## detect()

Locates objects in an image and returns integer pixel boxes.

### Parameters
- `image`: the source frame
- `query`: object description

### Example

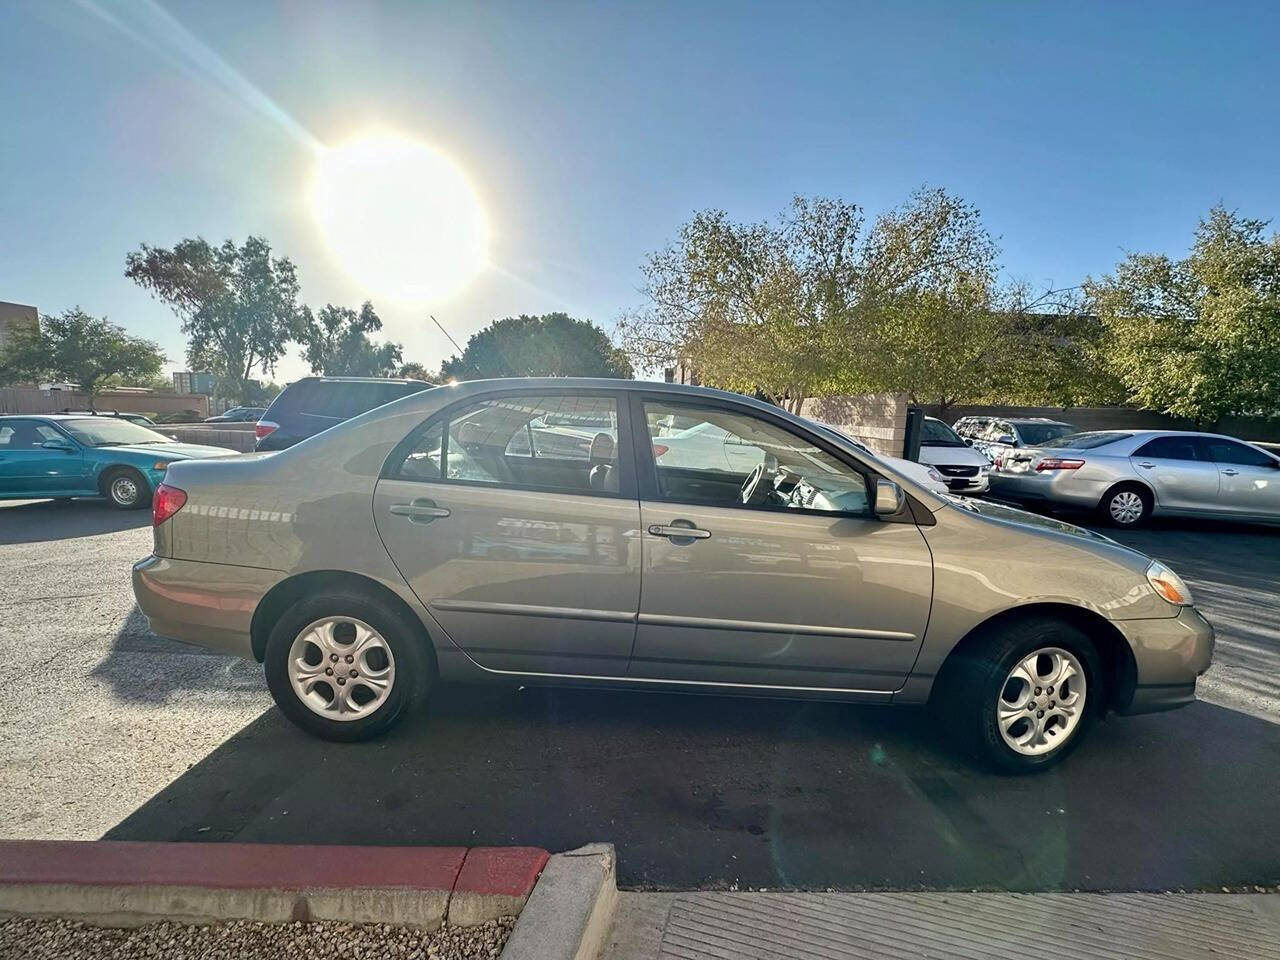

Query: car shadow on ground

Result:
[90,605,266,704]
[105,682,1280,893]
[0,498,149,544]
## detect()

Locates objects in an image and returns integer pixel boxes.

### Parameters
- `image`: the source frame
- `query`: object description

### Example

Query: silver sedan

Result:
[989,429,1280,527]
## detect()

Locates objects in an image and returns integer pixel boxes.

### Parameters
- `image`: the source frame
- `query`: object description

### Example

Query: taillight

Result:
[1035,458,1085,472]
[652,443,669,458]
[255,420,279,440]
[152,482,187,526]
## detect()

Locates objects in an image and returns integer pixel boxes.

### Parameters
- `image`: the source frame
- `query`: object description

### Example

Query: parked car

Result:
[0,414,236,508]
[205,406,266,424]
[989,429,1280,527]
[60,409,157,427]
[255,377,432,451]
[917,417,991,495]
[955,416,1076,463]
[133,379,1213,772]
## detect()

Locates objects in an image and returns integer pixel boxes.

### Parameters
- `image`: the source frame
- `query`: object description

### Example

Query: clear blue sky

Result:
[2,0,1277,382]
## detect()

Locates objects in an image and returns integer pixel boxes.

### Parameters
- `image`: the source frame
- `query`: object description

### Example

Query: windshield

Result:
[1016,423,1075,445]
[60,418,172,447]
[921,418,966,446]
[1040,431,1131,450]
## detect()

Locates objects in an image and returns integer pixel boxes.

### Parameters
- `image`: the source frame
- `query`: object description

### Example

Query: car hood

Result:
[919,443,989,467]
[104,443,240,460]
[945,495,1119,545]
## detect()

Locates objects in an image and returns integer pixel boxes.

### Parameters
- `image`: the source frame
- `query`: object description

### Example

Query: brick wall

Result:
[0,388,209,418]
[799,393,908,457]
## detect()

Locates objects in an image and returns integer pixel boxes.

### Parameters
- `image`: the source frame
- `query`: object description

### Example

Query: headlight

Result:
[978,464,990,474]
[153,460,171,471]
[1146,560,1192,605]
[927,467,945,483]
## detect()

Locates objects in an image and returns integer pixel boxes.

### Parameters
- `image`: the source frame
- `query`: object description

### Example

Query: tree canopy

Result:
[125,236,307,399]
[302,301,403,377]
[0,308,164,408]
[1086,206,1280,425]
[441,313,633,380]
[619,188,1093,411]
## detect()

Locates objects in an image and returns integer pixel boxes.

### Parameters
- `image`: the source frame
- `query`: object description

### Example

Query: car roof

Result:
[1006,417,1072,426]
[291,376,429,385]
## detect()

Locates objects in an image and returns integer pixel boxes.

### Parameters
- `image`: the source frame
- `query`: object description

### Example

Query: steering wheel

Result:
[740,455,778,507]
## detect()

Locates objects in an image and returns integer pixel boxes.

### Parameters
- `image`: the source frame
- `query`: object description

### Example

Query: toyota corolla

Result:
[132,379,1213,772]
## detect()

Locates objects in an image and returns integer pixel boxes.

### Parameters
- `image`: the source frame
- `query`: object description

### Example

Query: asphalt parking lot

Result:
[3,497,1278,892]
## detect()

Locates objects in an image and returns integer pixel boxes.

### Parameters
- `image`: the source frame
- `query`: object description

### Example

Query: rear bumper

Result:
[1113,606,1215,715]
[132,554,282,660]
[987,470,1107,509]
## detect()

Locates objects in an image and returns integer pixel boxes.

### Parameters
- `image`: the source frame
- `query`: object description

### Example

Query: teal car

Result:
[0,414,237,509]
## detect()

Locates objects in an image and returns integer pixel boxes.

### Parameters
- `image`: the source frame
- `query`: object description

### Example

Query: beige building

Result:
[0,301,38,353]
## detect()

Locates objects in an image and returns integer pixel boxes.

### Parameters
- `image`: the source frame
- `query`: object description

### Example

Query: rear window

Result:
[1015,422,1075,445]
[271,380,427,420]
[1041,431,1131,450]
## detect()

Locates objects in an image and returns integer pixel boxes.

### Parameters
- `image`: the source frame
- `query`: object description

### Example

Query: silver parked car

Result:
[132,380,1213,771]
[990,429,1280,527]
[955,416,1076,463]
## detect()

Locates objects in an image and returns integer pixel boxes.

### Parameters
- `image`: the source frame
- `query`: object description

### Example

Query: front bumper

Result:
[939,473,990,495]
[1113,606,1215,715]
[132,554,282,660]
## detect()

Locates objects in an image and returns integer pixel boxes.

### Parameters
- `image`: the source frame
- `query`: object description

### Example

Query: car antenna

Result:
[429,314,465,355]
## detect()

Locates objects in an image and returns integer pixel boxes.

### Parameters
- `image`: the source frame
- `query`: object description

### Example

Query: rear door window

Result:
[1134,436,1202,461]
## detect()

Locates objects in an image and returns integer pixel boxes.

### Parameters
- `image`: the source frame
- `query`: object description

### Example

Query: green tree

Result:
[441,313,632,380]
[1086,206,1280,425]
[0,308,164,409]
[302,301,403,376]
[396,361,437,382]
[125,236,307,400]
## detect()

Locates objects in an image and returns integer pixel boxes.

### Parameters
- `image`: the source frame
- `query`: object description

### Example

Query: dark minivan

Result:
[255,377,432,451]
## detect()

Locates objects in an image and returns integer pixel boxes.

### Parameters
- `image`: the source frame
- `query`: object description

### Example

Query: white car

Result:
[808,424,950,495]
[918,417,991,495]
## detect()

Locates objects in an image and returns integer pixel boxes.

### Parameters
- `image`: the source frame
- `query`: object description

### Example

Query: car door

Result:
[0,420,88,495]
[1198,437,1280,519]
[373,389,642,677]
[629,395,933,694]
[1129,435,1220,513]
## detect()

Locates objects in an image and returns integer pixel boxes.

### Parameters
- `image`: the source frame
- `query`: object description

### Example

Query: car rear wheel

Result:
[937,617,1101,773]
[102,467,149,510]
[263,591,431,742]
[1100,484,1151,527]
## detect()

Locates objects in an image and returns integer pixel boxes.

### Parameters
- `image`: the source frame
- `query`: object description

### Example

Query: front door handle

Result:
[389,499,451,524]
[1222,469,1239,476]
[648,522,711,542]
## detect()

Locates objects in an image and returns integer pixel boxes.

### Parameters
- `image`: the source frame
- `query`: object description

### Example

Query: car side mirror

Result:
[998,434,1015,445]
[873,478,904,517]
[41,437,76,452]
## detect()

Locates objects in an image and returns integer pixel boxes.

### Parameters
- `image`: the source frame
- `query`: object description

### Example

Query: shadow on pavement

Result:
[90,605,265,703]
[105,683,1280,892]
[0,498,149,544]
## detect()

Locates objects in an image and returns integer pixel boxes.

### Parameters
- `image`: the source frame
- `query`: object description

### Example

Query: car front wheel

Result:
[938,617,1101,772]
[264,591,432,742]
[103,467,149,510]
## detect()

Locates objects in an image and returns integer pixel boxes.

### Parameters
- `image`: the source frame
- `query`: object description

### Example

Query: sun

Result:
[311,132,488,302]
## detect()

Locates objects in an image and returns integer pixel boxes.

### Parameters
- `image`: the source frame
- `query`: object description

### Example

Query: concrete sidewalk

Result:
[601,890,1280,960]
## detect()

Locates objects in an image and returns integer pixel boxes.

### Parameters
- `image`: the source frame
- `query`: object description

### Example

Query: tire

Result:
[102,467,149,510]
[1099,483,1151,528]
[263,590,433,742]
[935,617,1102,773]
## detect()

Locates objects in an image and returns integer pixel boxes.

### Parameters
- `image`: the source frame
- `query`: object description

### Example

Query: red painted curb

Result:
[0,841,544,897]
[455,847,549,898]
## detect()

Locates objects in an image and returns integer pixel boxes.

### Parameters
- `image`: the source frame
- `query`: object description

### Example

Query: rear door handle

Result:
[1138,462,1155,469]
[389,499,451,523]
[648,522,711,542]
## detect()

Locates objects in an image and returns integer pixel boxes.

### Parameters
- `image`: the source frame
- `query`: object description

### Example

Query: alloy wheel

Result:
[996,646,1086,756]
[288,616,396,721]
[1108,490,1145,525]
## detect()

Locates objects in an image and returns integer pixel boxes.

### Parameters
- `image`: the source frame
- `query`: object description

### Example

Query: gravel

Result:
[0,916,516,960]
